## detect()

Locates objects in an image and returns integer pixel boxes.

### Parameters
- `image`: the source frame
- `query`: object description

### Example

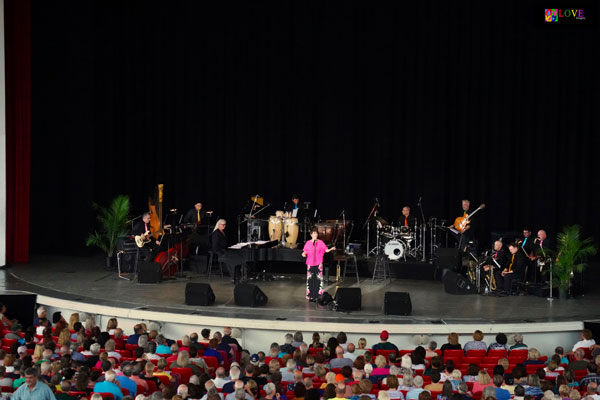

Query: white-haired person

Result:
[33,306,46,326]
[510,333,527,350]
[406,376,426,400]
[211,219,245,283]
[93,370,123,400]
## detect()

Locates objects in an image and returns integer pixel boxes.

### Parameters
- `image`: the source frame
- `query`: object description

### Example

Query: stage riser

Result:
[38,301,583,357]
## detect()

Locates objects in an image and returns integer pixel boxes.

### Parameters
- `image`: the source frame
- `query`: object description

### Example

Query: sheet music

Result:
[228,240,270,249]
[229,242,249,249]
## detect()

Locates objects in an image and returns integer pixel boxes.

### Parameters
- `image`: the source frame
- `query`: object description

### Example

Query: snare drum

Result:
[283,217,299,248]
[268,215,283,241]
[384,240,406,260]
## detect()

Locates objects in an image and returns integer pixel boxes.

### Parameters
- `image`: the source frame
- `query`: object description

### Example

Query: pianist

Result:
[211,219,244,283]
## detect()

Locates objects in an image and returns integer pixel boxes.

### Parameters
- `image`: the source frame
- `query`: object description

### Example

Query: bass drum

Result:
[283,217,299,248]
[268,215,282,241]
[384,240,406,261]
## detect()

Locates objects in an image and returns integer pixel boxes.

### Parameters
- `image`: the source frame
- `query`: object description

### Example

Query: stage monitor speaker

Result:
[138,261,162,283]
[443,270,476,295]
[234,284,268,307]
[436,248,461,271]
[335,287,361,311]
[185,283,215,306]
[384,291,412,315]
[0,294,37,328]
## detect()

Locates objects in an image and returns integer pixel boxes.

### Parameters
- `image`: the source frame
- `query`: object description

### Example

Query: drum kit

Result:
[376,219,417,261]
[368,215,452,262]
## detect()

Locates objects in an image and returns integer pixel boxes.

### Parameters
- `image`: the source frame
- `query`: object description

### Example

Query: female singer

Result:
[302,229,335,301]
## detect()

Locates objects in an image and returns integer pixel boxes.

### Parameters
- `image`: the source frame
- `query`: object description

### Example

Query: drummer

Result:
[399,206,416,229]
[285,194,302,218]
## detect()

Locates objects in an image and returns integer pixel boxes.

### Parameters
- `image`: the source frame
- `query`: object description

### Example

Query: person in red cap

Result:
[372,330,398,352]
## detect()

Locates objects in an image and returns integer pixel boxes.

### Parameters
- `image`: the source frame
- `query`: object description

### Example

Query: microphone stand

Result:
[127,214,144,232]
[340,210,346,252]
[363,199,379,257]
[246,194,259,242]
[417,197,427,262]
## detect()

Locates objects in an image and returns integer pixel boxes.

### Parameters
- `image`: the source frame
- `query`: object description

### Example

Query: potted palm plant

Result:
[86,195,131,268]
[552,225,597,300]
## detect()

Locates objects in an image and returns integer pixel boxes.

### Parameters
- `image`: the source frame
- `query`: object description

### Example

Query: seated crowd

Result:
[1,304,600,400]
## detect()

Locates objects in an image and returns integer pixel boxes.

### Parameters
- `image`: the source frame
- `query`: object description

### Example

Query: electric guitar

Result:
[453,203,486,233]
[135,231,151,248]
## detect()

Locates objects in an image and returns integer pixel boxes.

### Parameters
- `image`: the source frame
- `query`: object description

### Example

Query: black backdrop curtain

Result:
[30,1,600,254]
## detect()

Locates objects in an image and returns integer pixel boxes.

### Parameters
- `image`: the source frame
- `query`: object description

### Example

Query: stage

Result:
[2,255,599,325]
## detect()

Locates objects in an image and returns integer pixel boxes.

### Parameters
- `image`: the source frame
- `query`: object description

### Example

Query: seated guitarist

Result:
[131,212,160,261]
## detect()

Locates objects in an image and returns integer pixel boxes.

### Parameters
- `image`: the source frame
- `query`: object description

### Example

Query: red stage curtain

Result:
[4,0,32,263]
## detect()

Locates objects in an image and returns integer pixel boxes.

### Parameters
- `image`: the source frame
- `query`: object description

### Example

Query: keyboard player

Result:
[211,219,245,283]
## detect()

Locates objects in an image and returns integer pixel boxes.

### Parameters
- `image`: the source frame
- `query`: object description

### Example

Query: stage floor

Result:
[2,255,600,325]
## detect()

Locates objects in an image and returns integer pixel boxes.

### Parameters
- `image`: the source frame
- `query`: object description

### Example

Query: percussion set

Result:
[369,216,451,261]
[268,210,300,248]
[372,218,418,261]
[241,194,354,249]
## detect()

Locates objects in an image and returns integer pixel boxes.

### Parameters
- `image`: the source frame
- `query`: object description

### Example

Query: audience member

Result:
[441,333,462,356]
[464,330,487,353]
[510,334,528,350]
[373,331,398,352]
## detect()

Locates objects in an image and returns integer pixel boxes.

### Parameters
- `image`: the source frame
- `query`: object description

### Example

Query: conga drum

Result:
[284,217,299,248]
[275,210,284,217]
[268,215,282,241]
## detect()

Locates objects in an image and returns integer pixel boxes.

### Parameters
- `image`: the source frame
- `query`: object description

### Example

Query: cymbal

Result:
[250,195,264,206]
[374,216,388,226]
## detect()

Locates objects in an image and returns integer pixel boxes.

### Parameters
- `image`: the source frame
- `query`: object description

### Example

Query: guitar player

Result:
[449,199,478,251]
[131,212,160,261]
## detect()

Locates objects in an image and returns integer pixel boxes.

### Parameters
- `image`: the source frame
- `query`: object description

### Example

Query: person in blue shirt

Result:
[155,335,171,354]
[115,363,137,396]
[126,324,144,345]
[93,370,123,400]
[492,375,511,400]
[12,367,57,400]
[204,338,223,364]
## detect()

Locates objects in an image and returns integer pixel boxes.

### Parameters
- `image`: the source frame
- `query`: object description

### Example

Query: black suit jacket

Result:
[285,203,303,219]
[211,230,227,255]
[132,220,151,236]
[506,251,527,276]
[399,215,417,229]
[183,208,206,224]
[537,238,553,253]
[491,248,508,269]
[521,237,536,256]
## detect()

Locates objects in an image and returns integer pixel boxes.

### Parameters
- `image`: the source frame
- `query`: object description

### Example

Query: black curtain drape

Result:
[30,1,600,254]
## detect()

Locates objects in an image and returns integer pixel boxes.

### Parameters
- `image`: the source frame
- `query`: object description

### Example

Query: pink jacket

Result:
[303,239,328,266]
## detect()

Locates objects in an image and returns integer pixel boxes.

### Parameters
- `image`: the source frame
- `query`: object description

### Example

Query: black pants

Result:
[495,271,520,292]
